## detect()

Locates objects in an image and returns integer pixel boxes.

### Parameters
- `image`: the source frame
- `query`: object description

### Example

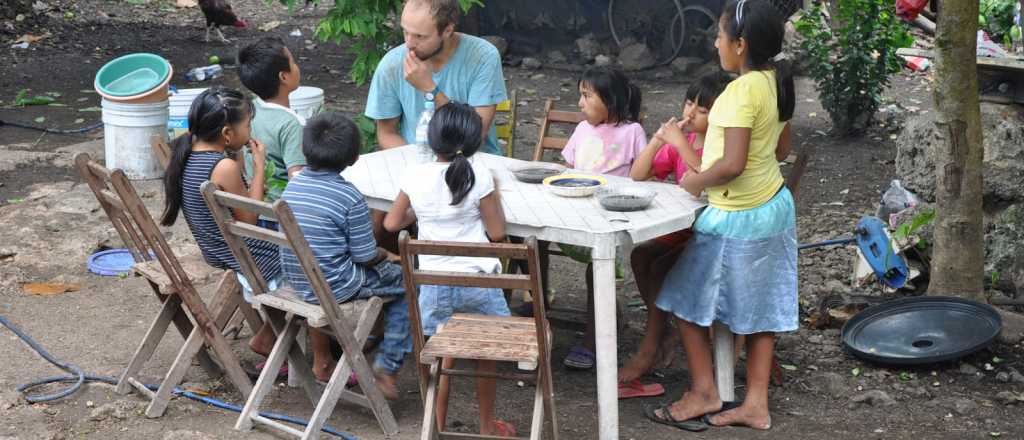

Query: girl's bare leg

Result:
[708,332,773,430]
[655,318,722,421]
[476,360,500,435]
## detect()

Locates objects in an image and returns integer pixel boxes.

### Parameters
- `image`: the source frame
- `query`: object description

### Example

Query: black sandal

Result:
[700,400,744,426]
[643,403,709,432]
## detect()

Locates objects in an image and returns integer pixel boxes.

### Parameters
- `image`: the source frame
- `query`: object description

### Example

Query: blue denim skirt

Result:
[654,187,798,334]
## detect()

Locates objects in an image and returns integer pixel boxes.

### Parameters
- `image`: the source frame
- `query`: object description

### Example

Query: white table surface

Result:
[343,146,705,439]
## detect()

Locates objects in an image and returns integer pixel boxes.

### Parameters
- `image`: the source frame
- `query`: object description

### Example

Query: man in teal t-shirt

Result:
[365,0,507,155]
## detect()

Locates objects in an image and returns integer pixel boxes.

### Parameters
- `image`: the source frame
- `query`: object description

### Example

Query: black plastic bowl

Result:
[841,296,1002,365]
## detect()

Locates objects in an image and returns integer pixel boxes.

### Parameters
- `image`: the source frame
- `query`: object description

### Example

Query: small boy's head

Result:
[303,112,361,172]
[685,70,731,110]
[238,37,301,100]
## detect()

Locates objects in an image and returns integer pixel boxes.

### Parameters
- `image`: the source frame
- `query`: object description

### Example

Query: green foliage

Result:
[893,209,935,242]
[277,0,483,85]
[795,0,913,136]
[354,114,379,154]
[14,89,55,106]
[980,0,1017,45]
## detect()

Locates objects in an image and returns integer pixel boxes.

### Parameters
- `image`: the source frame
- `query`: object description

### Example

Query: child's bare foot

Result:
[373,370,400,401]
[707,402,772,430]
[655,391,722,423]
[618,348,659,382]
[312,360,336,383]
[482,420,516,437]
[247,324,275,356]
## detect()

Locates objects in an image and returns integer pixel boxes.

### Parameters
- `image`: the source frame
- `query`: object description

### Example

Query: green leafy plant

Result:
[354,114,379,154]
[795,0,913,135]
[893,209,935,242]
[980,0,1017,45]
[277,0,483,85]
[14,89,55,106]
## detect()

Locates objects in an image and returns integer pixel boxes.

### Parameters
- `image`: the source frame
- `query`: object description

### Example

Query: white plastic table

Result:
[343,146,705,439]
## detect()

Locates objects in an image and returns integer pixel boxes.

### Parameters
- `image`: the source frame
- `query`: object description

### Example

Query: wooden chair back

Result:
[397,232,551,377]
[74,153,156,264]
[495,89,518,157]
[152,136,172,171]
[532,99,586,162]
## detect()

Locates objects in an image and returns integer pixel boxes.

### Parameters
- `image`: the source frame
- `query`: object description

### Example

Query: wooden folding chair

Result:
[531,99,586,162]
[495,90,518,157]
[399,232,558,440]
[74,153,259,418]
[151,136,172,171]
[201,182,399,439]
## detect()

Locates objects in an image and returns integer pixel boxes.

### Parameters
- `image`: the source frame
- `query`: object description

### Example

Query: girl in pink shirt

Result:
[619,71,731,385]
[561,67,646,177]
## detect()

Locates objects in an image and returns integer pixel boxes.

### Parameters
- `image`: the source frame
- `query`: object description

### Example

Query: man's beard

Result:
[415,38,445,61]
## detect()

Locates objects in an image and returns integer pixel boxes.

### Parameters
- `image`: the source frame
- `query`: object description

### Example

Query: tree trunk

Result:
[930,0,985,300]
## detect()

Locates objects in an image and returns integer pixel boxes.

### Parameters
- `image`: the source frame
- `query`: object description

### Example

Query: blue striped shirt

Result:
[279,169,378,303]
[181,151,281,280]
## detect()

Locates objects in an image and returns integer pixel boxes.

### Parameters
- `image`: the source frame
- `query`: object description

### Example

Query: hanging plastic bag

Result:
[877,180,921,225]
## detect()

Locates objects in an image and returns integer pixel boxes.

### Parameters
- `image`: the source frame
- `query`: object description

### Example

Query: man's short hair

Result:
[404,0,461,34]
[302,112,361,172]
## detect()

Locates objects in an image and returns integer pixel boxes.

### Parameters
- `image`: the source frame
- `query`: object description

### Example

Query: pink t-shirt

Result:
[652,133,702,184]
[561,121,646,177]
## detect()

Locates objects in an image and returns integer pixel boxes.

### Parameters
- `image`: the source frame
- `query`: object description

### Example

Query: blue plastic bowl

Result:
[94,53,172,98]
[87,248,136,276]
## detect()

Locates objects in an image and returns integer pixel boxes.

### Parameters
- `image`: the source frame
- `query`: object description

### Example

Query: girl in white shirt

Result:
[384,102,515,437]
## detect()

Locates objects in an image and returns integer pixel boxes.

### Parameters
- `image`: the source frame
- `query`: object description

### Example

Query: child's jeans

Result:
[418,285,511,336]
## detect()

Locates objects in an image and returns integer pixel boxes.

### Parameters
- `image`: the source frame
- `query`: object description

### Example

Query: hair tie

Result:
[455,150,463,156]
[736,0,748,26]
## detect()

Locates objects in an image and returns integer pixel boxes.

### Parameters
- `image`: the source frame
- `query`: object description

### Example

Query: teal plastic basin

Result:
[94,53,172,98]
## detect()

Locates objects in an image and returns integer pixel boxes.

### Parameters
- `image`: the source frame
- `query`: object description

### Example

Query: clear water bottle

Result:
[184,65,223,82]
[414,96,435,162]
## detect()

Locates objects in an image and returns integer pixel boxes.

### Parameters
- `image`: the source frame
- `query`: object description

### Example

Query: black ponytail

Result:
[160,86,254,226]
[427,102,483,206]
[721,0,794,121]
[579,66,642,125]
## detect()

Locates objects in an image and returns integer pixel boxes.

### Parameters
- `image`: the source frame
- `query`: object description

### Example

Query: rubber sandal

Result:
[700,400,745,426]
[618,379,665,399]
[245,361,288,380]
[492,420,517,437]
[346,372,358,387]
[643,403,709,432]
[563,346,595,370]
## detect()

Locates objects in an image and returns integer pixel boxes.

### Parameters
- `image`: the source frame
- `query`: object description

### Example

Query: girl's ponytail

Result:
[160,132,193,226]
[444,151,476,206]
[427,101,484,206]
[626,82,643,123]
[773,57,795,122]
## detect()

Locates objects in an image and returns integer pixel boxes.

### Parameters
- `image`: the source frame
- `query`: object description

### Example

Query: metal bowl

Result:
[512,163,565,183]
[597,186,657,211]
[542,174,607,197]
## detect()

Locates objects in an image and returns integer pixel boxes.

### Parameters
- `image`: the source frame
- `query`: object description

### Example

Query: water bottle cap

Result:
[425,92,435,102]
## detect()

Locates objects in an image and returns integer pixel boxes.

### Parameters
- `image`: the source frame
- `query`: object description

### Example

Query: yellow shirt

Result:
[702,70,786,211]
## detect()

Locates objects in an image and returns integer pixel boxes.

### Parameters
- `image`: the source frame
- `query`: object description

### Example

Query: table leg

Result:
[712,321,736,402]
[591,239,618,440]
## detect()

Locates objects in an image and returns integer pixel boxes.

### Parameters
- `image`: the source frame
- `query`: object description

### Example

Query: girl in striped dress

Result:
[159,86,280,359]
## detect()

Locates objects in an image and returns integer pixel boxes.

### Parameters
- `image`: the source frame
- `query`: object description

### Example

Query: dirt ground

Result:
[1,1,1022,439]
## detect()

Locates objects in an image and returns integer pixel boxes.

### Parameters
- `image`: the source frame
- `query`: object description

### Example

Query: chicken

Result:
[199,0,247,44]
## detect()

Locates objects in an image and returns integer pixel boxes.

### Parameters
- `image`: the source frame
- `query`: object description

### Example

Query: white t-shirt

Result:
[400,159,501,274]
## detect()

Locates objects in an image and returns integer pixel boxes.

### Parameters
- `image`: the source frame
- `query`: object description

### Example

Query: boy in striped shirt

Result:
[279,112,410,400]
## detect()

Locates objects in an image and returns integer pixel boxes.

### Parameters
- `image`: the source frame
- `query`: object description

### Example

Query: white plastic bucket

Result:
[168,88,206,140]
[101,99,168,180]
[289,86,324,120]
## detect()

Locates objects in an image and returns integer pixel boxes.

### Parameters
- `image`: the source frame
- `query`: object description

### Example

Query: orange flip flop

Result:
[618,379,665,399]
[492,420,517,437]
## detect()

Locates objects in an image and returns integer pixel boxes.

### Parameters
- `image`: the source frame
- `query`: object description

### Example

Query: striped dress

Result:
[181,151,281,280]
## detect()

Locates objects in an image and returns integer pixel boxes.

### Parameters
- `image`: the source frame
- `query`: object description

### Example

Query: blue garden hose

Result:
[0,314,357,440]
[0,119,104,134]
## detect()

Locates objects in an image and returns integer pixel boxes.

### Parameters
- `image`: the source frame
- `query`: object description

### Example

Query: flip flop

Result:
[492,420,517,437]
[563,345,595,370]
[643,403,709,432]
[700,400,745,426]
[245,361,288,380]
[618,379,665,399]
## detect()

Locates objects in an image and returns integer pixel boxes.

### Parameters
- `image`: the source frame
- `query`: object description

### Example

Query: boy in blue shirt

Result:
[279,112,410,400]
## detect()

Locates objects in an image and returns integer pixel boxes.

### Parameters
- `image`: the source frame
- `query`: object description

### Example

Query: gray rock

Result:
[594,54,614,67]
[89,402,128,421]
[952,398,978,415]
[1010,371,1024,384]
[996,372,1010,383]
[576,36,603,61]
[691,62,723,82]
[996,391,1021,405]
[481,35,508,57]
[670,56,703,75]
[617,43,655,71]
[522,57,542,70]
[851,390,896,406]
[808,334,824,345]
[997,309,1024,345]
[0,392,19,411]
[776,333,800,351]
[547,50,567,64]
[959,363,980,376]
[817,372,847,398]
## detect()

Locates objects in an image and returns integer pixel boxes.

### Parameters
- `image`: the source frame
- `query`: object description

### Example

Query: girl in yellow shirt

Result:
[645,0,796,432]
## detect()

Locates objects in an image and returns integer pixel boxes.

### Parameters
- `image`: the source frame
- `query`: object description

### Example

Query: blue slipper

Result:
[563,345,595,370]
